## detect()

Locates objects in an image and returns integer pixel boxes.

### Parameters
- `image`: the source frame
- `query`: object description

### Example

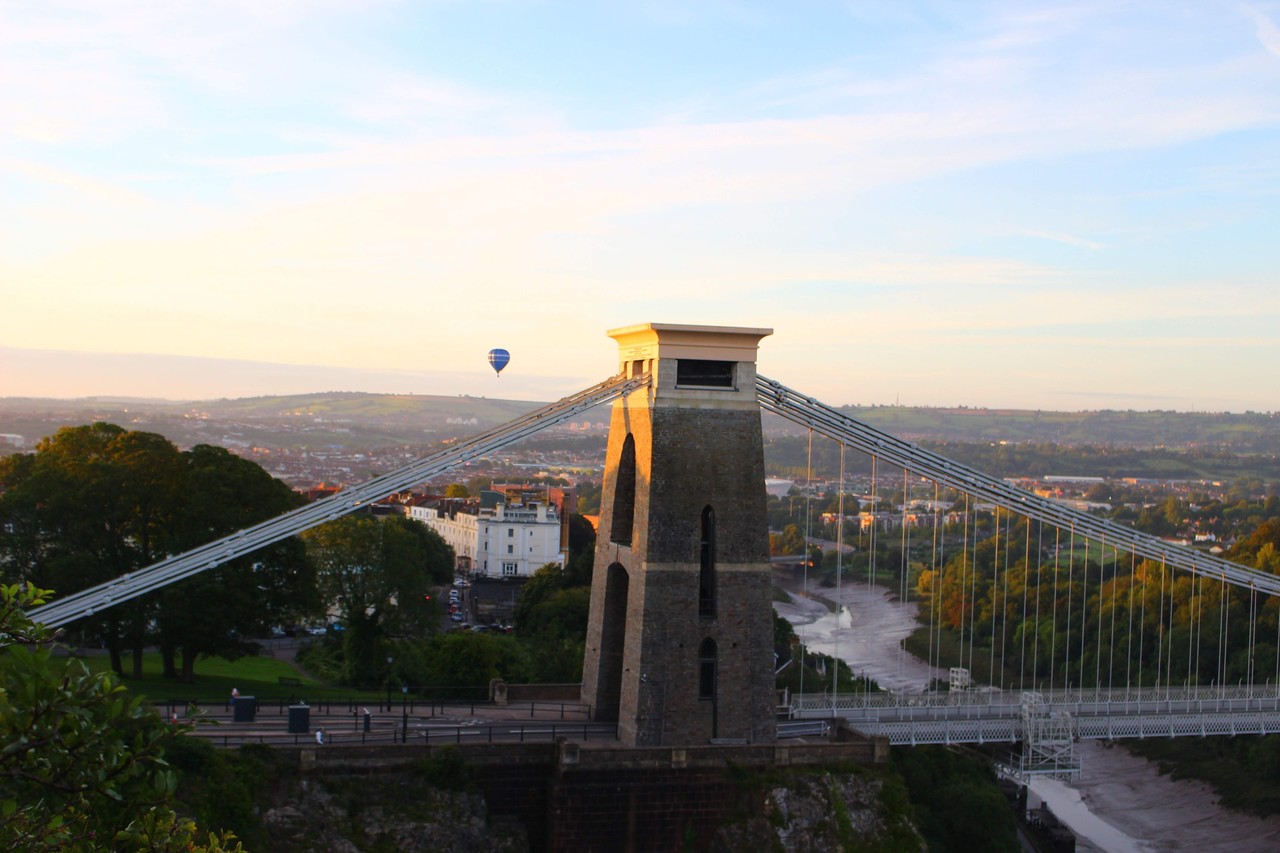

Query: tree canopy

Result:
[0,425,320,681]
[302,513,453,687]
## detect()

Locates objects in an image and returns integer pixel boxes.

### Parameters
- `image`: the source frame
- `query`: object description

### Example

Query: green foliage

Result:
[0,583,240,852]
[892,747,1018,853]
[0,425,320,682]
[412,746,475,792]
[155,444,319,681]
[512,548,596,683]
[166,740,286,849]
[413,631,531,696]
[303,514,454,687]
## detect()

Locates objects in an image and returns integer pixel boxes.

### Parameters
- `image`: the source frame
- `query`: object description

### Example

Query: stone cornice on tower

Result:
[608,322,772,364]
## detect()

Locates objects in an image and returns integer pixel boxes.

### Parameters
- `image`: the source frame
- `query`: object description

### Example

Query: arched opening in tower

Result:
[610,434,637,545]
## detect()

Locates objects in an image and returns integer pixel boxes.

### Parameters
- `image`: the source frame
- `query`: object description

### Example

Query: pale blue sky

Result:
[3,1,1279,410]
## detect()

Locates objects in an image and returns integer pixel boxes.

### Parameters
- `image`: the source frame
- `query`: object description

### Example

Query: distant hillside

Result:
[0,392,597,455]
[4,393,1280,456]
[769,406,1280,452]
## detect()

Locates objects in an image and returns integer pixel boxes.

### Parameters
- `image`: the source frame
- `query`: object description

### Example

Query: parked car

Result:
[449,612,464,622]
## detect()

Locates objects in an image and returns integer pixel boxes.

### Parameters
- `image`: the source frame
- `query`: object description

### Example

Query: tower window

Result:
[676,359,734,388]
[698,638,717,700]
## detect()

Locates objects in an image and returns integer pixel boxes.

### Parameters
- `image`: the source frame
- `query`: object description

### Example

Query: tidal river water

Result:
[772,575,1280,852]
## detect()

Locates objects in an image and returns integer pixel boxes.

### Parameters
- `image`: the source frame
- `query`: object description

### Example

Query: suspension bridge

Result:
[27,363,1280,778]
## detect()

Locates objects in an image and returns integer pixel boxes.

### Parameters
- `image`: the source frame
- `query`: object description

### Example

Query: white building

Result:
[409,497,565,578]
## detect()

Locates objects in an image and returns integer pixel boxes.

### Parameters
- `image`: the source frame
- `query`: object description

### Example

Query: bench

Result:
[278,676,302,686]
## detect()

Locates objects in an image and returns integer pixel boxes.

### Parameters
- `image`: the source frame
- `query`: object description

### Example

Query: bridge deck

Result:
[791,686,1280,745]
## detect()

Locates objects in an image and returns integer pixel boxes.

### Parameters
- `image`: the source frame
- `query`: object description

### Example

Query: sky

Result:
[3,1,1280,412]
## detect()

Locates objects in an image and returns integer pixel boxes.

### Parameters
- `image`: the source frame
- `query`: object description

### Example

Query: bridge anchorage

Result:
[26,321,1280,776]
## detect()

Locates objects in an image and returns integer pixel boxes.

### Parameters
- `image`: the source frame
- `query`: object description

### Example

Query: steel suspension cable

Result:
[1218,573,1228,696]
[1138,555,1147,691]
[1020,522,1031,692]
[899,467,910,681]
[960,493,971,675]
[868,456,878,591]
[1033,522,1044,690]
[800,427,814,700]
[990,506,1000,691]
[32,371,648,627]
[755,377,1280,597]
[1249,586,1258,689]
[833,441,845,705]
[1094,535,1106,690]
[1080,534,1091,691]
[1163,558,1175,695]
[900,467,910,608]
[1126,551,1136,693]
[1050,526,1061,692]
[1064,524,1076,691]
[931,480,942,679]
[1187,571,1199,686]
[1000,508,1012,693]
[1108,544,1119,693]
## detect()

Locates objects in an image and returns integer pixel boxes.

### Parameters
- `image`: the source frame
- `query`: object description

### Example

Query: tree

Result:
[415,630,531,696]
[0,583,242,852]
[0,424,183,678]
[0,427,322,682]
[303,514,453,687]
[444,483,469,498]
[154,445,319,682]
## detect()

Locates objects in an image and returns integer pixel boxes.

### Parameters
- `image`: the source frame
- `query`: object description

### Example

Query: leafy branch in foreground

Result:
[0,583,242,852]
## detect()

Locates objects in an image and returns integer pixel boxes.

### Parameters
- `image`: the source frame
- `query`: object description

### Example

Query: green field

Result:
[66,649,381,706]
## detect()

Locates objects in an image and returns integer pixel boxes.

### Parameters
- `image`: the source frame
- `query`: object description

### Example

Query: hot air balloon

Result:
[487,348,510,377]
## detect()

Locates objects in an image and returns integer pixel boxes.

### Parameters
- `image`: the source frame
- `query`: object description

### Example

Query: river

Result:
[772,572,1280,852]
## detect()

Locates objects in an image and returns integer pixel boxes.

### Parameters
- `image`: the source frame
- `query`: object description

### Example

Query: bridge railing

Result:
[789,684,1280,719]
[190,721,620,749]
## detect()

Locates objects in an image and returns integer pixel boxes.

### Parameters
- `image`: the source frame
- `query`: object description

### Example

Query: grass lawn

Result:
[68,649,381,706]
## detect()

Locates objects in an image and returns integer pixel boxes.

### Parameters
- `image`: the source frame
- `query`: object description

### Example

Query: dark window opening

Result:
[610,434,637,545]
[676,359,734,388]
[698,505,716,618]
[698,638,718,700]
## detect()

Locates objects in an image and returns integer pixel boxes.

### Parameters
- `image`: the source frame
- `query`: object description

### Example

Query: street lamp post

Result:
[386,656,393,713]
[401,683,409,743]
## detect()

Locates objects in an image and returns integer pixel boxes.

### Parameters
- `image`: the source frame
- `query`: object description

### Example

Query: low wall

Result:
[292,736,888,852]
[501,683,583,702]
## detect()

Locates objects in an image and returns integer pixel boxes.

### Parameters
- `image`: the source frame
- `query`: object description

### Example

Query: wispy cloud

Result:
[1023,231,1104,250]
[1244,4,1280,58]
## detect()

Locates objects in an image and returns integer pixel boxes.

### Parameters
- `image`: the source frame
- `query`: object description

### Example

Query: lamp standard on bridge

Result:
[386,656,393,713]
[401,683,409,743]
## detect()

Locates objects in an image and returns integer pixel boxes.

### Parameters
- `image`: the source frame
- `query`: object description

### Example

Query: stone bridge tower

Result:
[581,323,777,747]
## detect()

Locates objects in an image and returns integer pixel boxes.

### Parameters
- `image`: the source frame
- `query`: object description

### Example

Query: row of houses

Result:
[397,484,572,579]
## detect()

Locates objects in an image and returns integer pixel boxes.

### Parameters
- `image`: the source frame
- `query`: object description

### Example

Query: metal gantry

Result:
[29,372,649,628]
